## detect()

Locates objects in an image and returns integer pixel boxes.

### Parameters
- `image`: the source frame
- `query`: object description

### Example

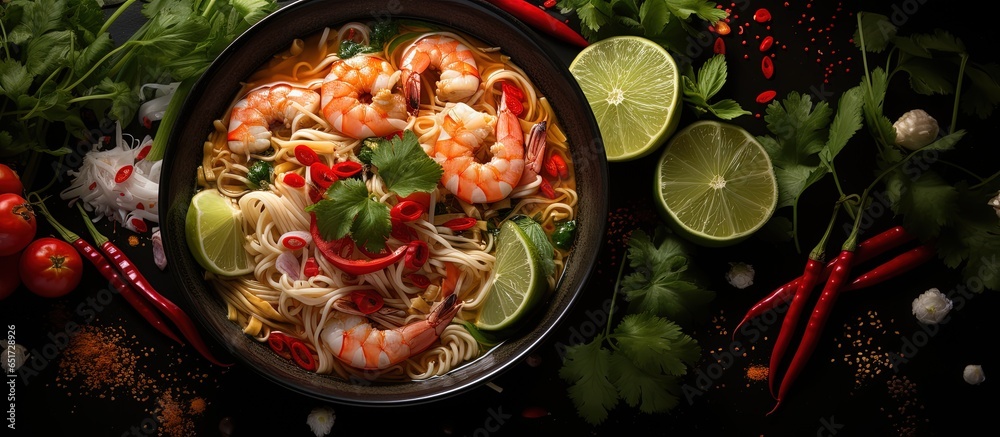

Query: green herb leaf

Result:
[0,59,33,99]
[708,99,751,120]
[613,312,700,375]
[608,352,680,413]
[854,12,896,53]
[960,63,1000,119]
[620,228,714,325]
[682,54,749,120]
[559,337,619,425]
[370,130,443,198]
[350,196,392,252]
[307,178,370,242]
[897,57,956,96]
[758,91,831,209]
[885,169,958,239]
[820,86,865,167]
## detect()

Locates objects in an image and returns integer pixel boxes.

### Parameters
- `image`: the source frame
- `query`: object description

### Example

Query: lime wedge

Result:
[654,121,778,247]
[476,220,545,333]
[569,36,681,162]
[186,188,253,276]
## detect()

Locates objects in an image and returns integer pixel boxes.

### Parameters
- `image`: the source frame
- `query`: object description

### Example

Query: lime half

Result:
[654,121,778,247]
[186,188,253,276]
[476,220,546,333]
[569,36,681,162]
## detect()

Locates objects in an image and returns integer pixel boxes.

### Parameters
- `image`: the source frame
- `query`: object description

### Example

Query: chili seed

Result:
[756,90,777,104]
[761,56,775,79]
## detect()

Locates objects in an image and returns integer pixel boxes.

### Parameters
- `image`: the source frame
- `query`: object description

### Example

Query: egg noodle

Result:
[194,21,577,381]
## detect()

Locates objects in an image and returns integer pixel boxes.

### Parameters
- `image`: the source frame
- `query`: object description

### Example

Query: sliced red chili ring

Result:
[441,217,477,232]
[390,200,424,222]
[289,340,318,372]
[759,36,774,52]
[713,37,726,55]
[761,56,775,79]
[131,218,148,233]
[351,290,384,315]
[283,172,305,188]
[406,273,431,289]
[308,185,324,203]
[135,145,152,161]
[294,145,319,166]
[754,8,772,23]
[303,257,320,277]
[539,178,556,199]
[115,165,134,183]
[391,219,417,242]
[331,161,363,178]
[310,163,338,189]
[268,332,293,360]
[404,240,429,270]
[756,90,777,104]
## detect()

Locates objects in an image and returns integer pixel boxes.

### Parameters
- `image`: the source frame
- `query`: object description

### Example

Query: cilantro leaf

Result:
[613,312,700,375]
[620,229,714,325]
[820,86,865,167]
[559,337,619,425]
[0,59,33,99]
[707,99,750,120]
[896,57,956,96]
[307,178,370,242]
[350,196,392,253]
[370,130,443,198]
[758,91,831,209]
[608,352,681,414]
[961,62,1000,119]
[885,169,958,240]
[682,54,749,120]
[854,12,896,53]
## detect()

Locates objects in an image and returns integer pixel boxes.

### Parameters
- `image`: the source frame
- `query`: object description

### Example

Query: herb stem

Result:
[604,251,629,340]
[64,42,134,91]
[950,53,968,134]
[99,0,139,36]
[970,169,1000,191]
[937,159,984,183]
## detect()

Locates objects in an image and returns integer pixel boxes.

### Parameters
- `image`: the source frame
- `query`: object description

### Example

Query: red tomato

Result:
[0,193,37,256]
[0,253,20,300]
[18,238,83,298]
[0,164,23,195]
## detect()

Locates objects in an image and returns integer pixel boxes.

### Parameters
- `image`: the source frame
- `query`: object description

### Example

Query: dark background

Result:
[3,0,998,436]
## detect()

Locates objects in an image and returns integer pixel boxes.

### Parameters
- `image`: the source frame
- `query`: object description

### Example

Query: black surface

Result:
[3,0,998,436]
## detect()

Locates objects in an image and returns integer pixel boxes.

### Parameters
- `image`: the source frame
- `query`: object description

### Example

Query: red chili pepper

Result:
[483,0,589,48]
[397,192,431,210]
[289,339,317,372]
[303,257,320,278]
[754,8,772,23]
[310,163,338,189]
[391,200,424,222]
[73,204,231,367]
[331,161,363,178]
[759,36,774,52]
[115,165,134,183]
[135,145,152,161]
[713,37,726,55]
[391,219,418,242]
[131,217,148,233]
[756,90,777,104]
[539,178,556,198]
[733,226,915,337]
[284,173,305,188]
[761,56,775,79]
[308,185,324,203]
[542,0,555,8]
[311,216,407,276]
[770,248,855,415]
[441,217,478,232]
[843,243,936,291]
[543,154,568,179]
[501,82,524,117]
[405,240,429,270]
[294,145,319,166]
[406,273,431,289]
[268,331,293,360]
[351,290,384,315]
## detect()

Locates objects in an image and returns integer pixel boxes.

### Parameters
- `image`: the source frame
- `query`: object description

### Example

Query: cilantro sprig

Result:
[306,130,442,252]
[559,227,711,425]
[681,54,750,120]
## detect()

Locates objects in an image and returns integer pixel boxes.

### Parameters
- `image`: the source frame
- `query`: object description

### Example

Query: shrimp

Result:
[517,121,548,187]
[320,294,463,370]
[400,34,480,115]
[321,55,408,139]
[227,84,320,155]
[431,90,529,204]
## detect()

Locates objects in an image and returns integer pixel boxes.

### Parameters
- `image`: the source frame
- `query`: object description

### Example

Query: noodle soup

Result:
[191,20,577,382]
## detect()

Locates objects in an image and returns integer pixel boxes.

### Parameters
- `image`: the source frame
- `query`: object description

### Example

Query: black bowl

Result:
[158,0,607,406]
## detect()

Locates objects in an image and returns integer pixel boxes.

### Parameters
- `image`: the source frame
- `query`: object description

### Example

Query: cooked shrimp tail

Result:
[518,121,547,186]
[401,34,481,114]
[227,84,320,155]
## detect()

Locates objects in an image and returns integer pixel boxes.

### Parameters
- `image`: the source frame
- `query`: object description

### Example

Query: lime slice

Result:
[654,120,778,247]
[476,220,545,332]
[186,188,253,276]
[569,36,681,162]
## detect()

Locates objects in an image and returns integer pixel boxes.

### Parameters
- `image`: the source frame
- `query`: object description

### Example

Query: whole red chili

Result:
[405,240,428,270]
[482,0,589,47]
[391,200,424,222]
[761,56,775,79]
[441,217,478,232]
[713,37,726,55]
[331,161,363,178]
[310,163,338,189]
[294,145,319,166]
[843,243,936,291]
[733,226,915,337]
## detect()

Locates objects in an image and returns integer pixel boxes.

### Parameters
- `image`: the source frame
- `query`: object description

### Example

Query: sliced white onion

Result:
[151,229,167,270]
[279,230,312,251]
[276,250,301,280]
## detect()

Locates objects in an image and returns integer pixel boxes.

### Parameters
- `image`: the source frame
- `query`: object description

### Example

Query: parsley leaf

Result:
[558,338,618,425]
[682,54,750,120]
[620,228,714,327]
[371,130,443,198]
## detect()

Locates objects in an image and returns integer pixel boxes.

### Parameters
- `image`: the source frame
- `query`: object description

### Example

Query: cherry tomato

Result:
[0,193,37,256]
[0,164,23,195]
[0,253,20,300]
[18,237,83,298]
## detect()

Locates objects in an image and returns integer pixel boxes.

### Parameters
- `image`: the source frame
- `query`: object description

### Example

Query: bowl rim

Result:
[158,0,608,406]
